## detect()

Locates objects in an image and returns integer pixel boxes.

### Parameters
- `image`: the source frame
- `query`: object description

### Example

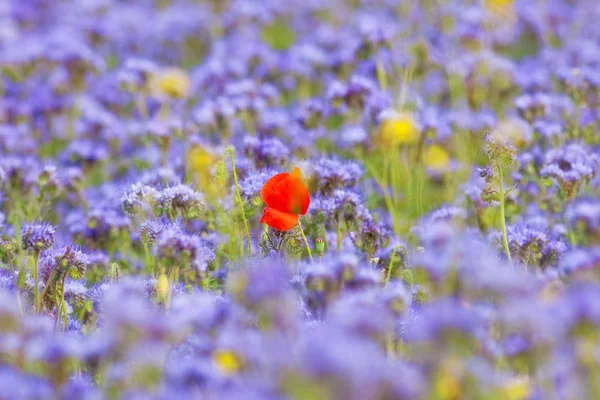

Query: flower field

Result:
[1,0,600,398]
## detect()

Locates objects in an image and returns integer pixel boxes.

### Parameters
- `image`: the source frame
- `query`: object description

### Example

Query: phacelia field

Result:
[1,0,600,399]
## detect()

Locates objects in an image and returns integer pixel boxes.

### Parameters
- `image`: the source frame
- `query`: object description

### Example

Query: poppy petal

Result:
[260,207,299,231]
[260,172,289,210]
[268,170,309,214]
[288,168,310,215]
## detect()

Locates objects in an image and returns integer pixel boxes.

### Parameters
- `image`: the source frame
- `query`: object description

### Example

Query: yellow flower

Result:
[425,144,450,172]
[377,110,420,147]
[186,144,219,196]
[212,349,242,375]
[153,67,191,98]
[485,0,513,14]
[435,372,461,400]
[502,376,531,400]
[492,118,532,149]
[187,145,218,174]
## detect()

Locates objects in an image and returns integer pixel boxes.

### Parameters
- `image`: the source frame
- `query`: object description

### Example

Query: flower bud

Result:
[157,273,169,300]
[315,237,325,253]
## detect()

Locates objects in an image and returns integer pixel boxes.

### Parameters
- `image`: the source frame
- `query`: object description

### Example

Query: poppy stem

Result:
[297,220,313,264]
[226,147,252,259]
[496,159,513,268]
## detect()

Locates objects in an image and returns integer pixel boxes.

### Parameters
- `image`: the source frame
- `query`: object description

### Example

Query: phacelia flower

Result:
[121,183,158,217]
[541,143,599,198]
[243,136,290,169]
[238,168,279,201]
[153,228,215,273]
[260,167,310,231]
[311,158,363,195]
[156,184,206,220]
[566,198,600,238]
[22,222,56,252]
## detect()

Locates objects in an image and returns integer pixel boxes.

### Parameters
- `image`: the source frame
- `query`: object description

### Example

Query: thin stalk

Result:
[40,255,69,304]
[565,213,578,247]
[202,274,209,292]
[143,243,155,277]
[385,333,396,359]
[160,137,171,167]
[54,298,62,332]
[297,221,314,264]
[33,250,40,313]
[227,147,252,259]
[497,162,513,267]
[62,299,68,330]
[375,52,388,91]
[365,158,402,236]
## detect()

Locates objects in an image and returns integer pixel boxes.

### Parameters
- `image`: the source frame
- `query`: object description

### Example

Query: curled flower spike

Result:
[260,167,310,231]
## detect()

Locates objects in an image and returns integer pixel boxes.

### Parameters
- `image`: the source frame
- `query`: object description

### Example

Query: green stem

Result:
[375,52,388,91]
[33,250,40,313]
[565,213,578,247]
[160,137,171,167]
[202,274,209,292]
[365,158,402,236]
[62,299,68,330]
[227,147,252,259]
[165,266,179,310]
[385,246,398,287]
[54,297,62,331]
[297,220,314,264]
[144,243,155,277]
[497,162,513,267]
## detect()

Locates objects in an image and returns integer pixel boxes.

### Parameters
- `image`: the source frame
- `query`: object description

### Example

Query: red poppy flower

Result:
[260,167,310,231]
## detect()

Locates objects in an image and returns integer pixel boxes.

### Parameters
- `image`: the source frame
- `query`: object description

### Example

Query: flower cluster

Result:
[0,0,600,398]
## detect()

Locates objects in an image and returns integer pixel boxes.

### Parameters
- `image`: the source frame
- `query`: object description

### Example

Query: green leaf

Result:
[17,269,27,289]
[261,20,296,51]
[324,114,344,130]
[401,269,414,287]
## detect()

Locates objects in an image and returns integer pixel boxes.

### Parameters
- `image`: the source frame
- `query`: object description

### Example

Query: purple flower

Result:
[566,198,600,236]
[121,183,159,217]
[0,365,54,400]
[296,98,327,129]
[243,136,290,169]
[312,190,370,228]
[153,228,214,273]
[554,284,600,333]
[559,247,600,277]
[156,184,206,220]
[22,222,55,252]
[140,218,182,246]
[404,298,484,343]
[117,58,158,92]
[492,221,566,269]
[238,168,279,200]
[310,158,363,195]
[327,76,376,110]
[541,143,599,197]
[61,139,109,165]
